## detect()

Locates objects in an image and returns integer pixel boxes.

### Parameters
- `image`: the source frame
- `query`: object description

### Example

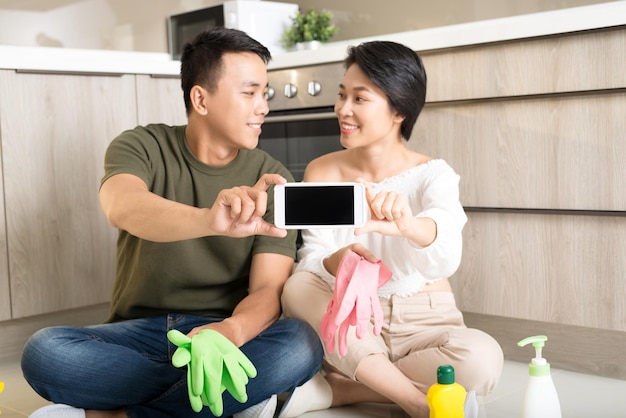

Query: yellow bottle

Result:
[426,365,466,418]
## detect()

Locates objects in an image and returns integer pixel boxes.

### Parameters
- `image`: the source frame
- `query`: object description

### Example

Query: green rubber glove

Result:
[168,330,206,413]
[167,329,257,416]
[190,329,257,416]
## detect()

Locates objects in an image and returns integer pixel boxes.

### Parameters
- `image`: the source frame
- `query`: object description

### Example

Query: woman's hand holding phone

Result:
[355,181,437,247]
[354,181,415,237]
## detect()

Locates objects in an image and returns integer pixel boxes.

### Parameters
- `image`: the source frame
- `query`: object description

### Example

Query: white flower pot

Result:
[295,40,322,51]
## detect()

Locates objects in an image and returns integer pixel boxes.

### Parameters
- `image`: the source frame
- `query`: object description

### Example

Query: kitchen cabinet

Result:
[422,28,626,102]
[410,27,626,378]
[0,163,8,321]
[456,213,626,330]
[418,93,626,211]
[0,70,137,318]
[136,74,186,126]
[0,70,187,320]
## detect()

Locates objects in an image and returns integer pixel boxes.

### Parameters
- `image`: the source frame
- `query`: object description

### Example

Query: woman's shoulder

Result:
[304,150,348,181]
[310,149,347,166]
[381,158,456,185]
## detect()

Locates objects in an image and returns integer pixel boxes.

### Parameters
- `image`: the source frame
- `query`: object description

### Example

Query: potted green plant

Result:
[282,8,337,51]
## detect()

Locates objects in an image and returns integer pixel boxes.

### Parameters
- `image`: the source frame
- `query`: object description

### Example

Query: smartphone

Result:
[274,182,368,229]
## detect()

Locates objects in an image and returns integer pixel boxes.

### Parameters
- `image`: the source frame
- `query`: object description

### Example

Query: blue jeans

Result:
[21,315,323,418]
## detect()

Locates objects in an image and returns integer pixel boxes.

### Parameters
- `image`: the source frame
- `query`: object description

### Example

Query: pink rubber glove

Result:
[343,259,391,338]
[321,252,391,356]
[320,252,360,354]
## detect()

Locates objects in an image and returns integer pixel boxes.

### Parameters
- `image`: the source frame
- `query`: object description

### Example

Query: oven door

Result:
[259,108,343,181]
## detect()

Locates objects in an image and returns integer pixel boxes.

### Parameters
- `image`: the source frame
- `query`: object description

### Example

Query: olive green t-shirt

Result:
[101,124,296,322]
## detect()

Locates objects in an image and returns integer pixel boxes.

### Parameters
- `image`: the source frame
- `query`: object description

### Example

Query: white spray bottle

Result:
[517,335,562,418]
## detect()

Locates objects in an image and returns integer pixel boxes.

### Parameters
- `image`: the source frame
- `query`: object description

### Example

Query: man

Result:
[22,27,323,418]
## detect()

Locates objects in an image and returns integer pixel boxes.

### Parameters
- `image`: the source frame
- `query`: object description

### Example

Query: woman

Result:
[278,40,503,418]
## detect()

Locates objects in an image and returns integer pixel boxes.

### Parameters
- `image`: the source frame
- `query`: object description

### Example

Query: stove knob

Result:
[283,83,298,98]
[265,86,275,101]
[307,81,321,96]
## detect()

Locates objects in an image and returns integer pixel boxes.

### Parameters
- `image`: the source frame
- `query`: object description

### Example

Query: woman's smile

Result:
[339,122,359,134]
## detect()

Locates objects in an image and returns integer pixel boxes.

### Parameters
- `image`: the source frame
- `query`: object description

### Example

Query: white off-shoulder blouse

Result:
[294,159,468,298]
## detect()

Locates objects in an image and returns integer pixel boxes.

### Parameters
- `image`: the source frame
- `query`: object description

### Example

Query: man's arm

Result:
[188,251,294,346]
[99,172,288,242]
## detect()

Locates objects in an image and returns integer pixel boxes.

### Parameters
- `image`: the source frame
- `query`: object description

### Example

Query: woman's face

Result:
[334,63,403,149]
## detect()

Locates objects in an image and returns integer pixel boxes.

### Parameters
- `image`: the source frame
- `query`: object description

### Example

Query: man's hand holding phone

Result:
[209,173,288,238]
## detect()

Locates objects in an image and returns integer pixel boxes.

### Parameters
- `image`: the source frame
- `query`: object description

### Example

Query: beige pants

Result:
[281,271,504,396]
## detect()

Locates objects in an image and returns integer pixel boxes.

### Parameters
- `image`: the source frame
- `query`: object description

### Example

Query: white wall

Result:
[0,0,222,51]
[0,0,615,53]
[289,0,614,42]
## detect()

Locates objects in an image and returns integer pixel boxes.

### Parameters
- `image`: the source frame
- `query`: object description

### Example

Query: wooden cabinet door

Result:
[0,72,9,321]
[136,75,187,126]
[0,70,137,318]
[414,93,626,211]
[452,212,626,331]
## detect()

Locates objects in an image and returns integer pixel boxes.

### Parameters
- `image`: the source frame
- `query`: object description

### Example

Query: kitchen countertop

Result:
[0,1,624,75]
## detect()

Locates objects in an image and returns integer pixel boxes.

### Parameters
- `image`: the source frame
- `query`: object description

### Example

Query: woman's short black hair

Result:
[344,41,427,140]
[180,27,271,114]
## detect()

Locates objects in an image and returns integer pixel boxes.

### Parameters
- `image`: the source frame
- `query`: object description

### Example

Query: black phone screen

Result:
[284,185,355,226]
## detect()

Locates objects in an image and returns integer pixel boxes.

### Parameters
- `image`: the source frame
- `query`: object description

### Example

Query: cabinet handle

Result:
[464,207,626,216]
[149,74,180,79]
[15,69,124,77]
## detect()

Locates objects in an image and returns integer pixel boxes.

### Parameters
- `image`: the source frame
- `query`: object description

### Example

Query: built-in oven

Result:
[259,62,346,181]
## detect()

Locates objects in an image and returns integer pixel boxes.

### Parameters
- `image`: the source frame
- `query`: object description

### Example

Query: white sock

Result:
[233,394,278,418]
[29,404,86,418]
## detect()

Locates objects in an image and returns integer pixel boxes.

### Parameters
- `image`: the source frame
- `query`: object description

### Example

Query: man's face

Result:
[204,52,269,150]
